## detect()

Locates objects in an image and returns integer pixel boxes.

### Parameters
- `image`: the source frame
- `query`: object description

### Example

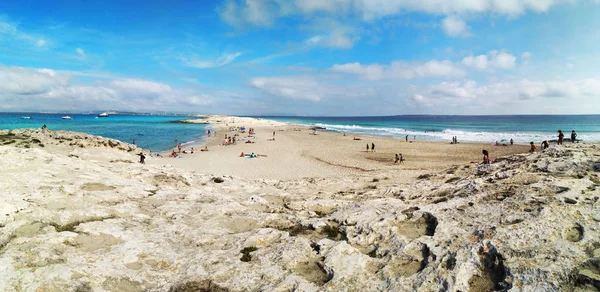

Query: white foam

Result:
[309,123,600,143]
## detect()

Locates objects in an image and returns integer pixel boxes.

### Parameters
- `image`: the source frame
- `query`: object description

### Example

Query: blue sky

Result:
[1,0,600,115]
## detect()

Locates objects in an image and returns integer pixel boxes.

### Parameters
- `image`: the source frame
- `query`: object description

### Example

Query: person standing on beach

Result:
[510,138,514,145]
[571,130,577,143]
[137,152,146,164]
[371,143,375,152]
[177,143,182,152]
[405,135,408,142]
[41,124,47,134]
[558,130,564,145]
[273,131,275,137]
[366,144,369,152]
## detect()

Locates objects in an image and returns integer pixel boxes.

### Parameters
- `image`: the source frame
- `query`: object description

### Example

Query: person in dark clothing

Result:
[366,144,369,152]
[371,143,375,152]
[137,152,146,164]
[571,130,577,143]
[541,140,550,150]
[482,150,491,164]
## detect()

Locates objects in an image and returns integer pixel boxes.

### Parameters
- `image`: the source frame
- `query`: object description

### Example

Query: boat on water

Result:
[97,112,109,118]
[21,116,31,119]
[62,116,72,120]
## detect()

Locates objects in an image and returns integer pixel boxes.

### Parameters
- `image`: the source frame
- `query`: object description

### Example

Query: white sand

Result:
[151,115,530,180]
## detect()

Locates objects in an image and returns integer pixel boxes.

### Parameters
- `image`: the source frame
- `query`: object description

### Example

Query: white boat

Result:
[97,112,109,118]
[21,116,31,119]
[62,116,72,120]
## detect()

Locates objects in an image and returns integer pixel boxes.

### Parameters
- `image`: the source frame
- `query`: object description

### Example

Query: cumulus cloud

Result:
[462,50,517,70]
[331,59,466,80]
[184,52,242,68]
[442,16,469,37]
[410,78,600,109]
[0,64,213,112]
[250,75,376,102]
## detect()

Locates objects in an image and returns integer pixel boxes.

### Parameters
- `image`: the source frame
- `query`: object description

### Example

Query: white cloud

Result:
[0,20,47,48]
[0,64,213,112]
[462,50,516,70]
[410,78,600,109]
[0,65,70,95]
[251,76,322,101]
[442,16,469,37]
[522,52,532,59]
[184,52,242,68]
[306,33,358,49]
[219,0,569,27]
[76,48,85,56]
[250,75,375,102]
[331,59,466,80]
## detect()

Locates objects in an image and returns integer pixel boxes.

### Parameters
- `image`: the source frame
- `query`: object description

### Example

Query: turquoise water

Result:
[0,113,207,151]
[257,115,600,143]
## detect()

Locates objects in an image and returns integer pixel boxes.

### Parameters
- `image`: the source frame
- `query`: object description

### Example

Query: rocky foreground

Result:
[1,130,599,291]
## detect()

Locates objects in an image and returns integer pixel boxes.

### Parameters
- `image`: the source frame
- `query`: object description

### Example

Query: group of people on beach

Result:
[394,153,404,164]
[484,129,579,164]
[528,130,577,153]
[366,143,375,152]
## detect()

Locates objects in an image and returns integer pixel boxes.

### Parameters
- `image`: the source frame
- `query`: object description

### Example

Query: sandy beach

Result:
[151,115,530,180]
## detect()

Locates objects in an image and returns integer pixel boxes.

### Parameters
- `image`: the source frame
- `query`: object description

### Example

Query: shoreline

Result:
[152,115,531,180]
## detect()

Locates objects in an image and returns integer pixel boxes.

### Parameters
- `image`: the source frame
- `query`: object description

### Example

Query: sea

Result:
[258,115,600,144]
[0,113,206,152]
[2,113,599,151]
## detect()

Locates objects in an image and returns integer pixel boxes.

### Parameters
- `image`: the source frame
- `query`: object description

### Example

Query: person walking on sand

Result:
[571,130,577,143]
[399,153,404,164]
[371,143,375,152]
[366,143,369,152]
[273,131,275,137]
[137,152,146,164]
[558,130,564,145]
[394,154,399,164]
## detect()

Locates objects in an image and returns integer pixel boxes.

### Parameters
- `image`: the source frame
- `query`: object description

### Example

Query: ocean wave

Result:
[309,123,600,143]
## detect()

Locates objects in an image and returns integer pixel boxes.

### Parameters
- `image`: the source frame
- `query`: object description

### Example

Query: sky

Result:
[1,0,600,116]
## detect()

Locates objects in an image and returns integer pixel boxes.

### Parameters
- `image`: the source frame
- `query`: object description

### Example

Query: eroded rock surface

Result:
[1,137,599,291]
